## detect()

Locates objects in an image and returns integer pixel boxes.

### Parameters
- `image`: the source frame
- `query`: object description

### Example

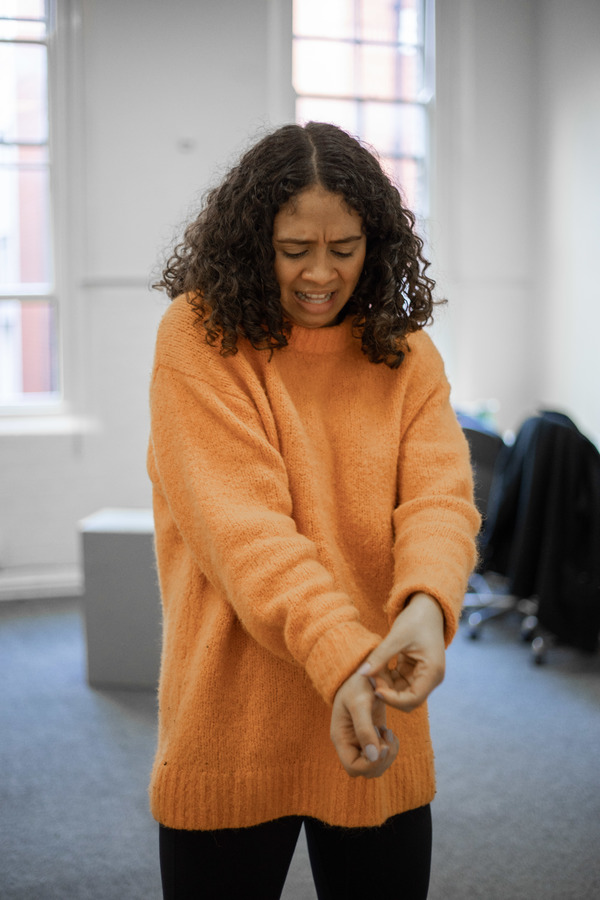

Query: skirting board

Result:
[0,566,83,602]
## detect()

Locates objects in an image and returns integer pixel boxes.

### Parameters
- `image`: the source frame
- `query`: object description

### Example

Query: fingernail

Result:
[384,729,395,743]
[368,677,377,690]
[379,746,389,760]
[374,726,381,738]
[358,662,372,676]
[364,744,378,762]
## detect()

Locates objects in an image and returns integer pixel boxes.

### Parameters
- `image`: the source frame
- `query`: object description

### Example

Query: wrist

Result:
[405,592,445,627]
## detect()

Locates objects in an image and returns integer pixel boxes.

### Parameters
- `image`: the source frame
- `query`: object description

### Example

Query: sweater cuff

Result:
[385,584,463,647]
[304,621,382,705]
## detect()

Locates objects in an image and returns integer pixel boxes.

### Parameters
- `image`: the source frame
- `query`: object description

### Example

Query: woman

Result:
[148,121,480,899]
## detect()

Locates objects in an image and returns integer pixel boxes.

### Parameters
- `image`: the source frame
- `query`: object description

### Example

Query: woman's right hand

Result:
[330,670,399,778]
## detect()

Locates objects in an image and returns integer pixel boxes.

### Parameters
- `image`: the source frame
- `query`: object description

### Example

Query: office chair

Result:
[464,411,600,662]
[459,423,524,642]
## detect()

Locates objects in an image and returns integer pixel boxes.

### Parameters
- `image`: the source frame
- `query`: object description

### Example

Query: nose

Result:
[302,251,335,285]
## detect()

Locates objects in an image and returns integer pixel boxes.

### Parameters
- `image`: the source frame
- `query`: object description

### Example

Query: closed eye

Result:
[282,249,308,259]
[280,249,355,260]
[277,238,361,260]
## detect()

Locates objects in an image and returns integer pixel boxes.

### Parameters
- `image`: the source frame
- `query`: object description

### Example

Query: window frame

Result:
[0,0,83,421]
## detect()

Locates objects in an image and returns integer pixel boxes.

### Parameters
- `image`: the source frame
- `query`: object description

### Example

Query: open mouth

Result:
[296,291,335,305]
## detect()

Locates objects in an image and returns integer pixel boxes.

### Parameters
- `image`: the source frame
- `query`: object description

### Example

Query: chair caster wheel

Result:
[521,615,538,642]
[467,612,482,640]
[531,636,546,664]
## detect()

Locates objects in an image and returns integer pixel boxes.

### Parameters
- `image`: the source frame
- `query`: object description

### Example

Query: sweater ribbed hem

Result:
[150,749,436,831]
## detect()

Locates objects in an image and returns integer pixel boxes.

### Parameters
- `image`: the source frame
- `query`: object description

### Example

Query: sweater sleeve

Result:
[385,335,481,644]
[149,362,381,704]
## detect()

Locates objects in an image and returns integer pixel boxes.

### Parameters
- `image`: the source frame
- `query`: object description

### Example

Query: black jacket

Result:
[481,411,600,652]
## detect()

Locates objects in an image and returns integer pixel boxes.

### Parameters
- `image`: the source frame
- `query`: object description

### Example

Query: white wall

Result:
[536,0,600,446]
[433,0,600,444]
[432,0,539,432]
[1,0,598,590]
[0,0,294,591]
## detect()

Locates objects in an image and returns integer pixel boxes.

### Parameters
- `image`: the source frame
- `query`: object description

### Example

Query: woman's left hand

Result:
[330,670,399,778]
[359,592,446,712]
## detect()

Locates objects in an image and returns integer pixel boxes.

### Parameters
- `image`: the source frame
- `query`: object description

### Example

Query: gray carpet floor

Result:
[1,598,599,899]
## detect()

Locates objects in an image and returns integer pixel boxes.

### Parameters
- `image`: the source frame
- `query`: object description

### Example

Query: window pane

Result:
[0,144,52,288]
[0,0,46,18]
[361,101,426,157]
[293,39,355,97]
[293,0,354,39]
[398,0,423,46]
[296,96,360,136]
[358,44,398,101]
[380,155,422,210]
[398,46,423,98]
[0,41,48,143]
[358,44,423,101]
[358,0,398,42]
[0,298,58,403]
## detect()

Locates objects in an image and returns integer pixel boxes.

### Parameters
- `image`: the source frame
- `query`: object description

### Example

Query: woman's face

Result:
[272,185,367,328]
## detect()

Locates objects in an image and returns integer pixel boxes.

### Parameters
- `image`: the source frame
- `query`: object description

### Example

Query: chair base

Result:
[462,573,552,663]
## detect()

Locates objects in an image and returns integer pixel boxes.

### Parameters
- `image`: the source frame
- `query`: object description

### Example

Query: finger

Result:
[349,697,384,762]
[357,631,407,678]
[372,701,399,766]
[375,665,444,711]
[335,734,399,779]
[372,726,400,772]
[383,729,400,760]
[334,742,377,777]
[330,718,386,778]
[372,669,407,693]
[330,681,382,768]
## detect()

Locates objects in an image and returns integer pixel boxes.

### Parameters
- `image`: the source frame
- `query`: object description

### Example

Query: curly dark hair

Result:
[155,121,443,367]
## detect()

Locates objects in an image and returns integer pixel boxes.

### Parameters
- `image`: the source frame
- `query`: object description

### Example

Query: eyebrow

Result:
[273,235,363,245]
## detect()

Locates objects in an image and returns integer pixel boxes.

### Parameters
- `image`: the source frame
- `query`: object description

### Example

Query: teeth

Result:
[297,292,332,304]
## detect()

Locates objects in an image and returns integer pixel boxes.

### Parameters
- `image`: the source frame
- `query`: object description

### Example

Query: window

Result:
[293,0,434,217]
[0,0,58,408]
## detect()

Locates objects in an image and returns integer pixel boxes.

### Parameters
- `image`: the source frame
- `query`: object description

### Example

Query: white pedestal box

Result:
[80,508,161,689]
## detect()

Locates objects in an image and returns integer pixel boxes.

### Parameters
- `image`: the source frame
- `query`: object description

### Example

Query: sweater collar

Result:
[287,318,356,354]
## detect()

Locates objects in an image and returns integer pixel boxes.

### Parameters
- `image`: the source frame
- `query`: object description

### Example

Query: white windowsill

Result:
[0,414,100,437]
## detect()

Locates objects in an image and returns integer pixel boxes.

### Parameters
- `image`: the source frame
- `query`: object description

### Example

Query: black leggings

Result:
[159,804,432,900]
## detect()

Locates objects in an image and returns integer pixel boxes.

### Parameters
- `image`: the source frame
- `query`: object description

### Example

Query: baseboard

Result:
[0,566,83,601]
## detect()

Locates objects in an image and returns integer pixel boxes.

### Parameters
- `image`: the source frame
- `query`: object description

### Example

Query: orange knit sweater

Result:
[147,294,479,830]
